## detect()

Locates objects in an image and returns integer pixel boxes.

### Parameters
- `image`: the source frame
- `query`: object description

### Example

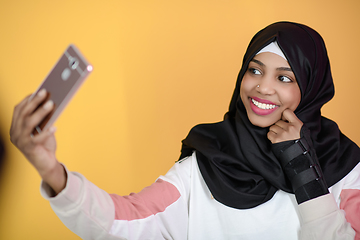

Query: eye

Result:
[249,68,261,75]
[278,75,292,83]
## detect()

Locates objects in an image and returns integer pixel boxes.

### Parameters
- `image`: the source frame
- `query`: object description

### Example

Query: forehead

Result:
[251,52,291,68]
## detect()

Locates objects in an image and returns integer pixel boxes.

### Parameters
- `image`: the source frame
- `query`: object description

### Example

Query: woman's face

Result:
[240,52,301,128]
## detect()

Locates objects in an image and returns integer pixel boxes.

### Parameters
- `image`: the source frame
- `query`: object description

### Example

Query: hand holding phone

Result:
[10,44,92,194]
[30,44,93,135]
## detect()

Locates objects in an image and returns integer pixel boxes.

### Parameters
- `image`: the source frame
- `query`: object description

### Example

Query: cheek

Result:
[284,86,301,110]
[239,76,252,100]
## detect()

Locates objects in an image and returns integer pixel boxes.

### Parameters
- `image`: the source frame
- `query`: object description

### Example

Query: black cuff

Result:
[272,126,329,204]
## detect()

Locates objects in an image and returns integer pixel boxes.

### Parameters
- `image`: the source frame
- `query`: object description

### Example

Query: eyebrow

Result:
[251,59,293,72]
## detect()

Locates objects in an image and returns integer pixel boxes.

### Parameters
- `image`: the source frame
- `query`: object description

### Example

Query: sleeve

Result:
[40,157,193,240]
[340,163,360,240]
[298,193,355,240]
[272,126,356,239]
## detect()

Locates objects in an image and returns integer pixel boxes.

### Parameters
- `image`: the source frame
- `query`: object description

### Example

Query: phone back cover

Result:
[32,45,92,134]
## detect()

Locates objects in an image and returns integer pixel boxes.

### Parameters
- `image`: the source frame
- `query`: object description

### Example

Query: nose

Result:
[257,77,275,95]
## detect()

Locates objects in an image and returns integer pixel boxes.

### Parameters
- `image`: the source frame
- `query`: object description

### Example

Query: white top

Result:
[41,152,359,239]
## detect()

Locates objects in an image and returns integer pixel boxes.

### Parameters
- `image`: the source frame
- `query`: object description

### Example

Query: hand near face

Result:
[267,109,303,144]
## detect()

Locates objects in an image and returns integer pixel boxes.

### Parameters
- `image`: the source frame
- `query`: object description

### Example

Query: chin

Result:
[250,121,272,128]
[247,115,277,128]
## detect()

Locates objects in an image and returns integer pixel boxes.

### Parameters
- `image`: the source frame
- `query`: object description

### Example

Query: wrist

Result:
[40,161,67,196]
[272,126,329,204]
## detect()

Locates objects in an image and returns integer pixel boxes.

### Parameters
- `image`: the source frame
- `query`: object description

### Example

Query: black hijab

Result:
[180,22,360,209]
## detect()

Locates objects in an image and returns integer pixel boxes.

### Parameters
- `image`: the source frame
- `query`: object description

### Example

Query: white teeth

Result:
[251,98,277,110]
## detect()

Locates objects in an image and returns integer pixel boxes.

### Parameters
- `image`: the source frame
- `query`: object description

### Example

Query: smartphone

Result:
[30,44,93,135]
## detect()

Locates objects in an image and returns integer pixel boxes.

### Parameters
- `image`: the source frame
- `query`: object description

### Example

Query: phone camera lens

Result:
[69,57,79,70]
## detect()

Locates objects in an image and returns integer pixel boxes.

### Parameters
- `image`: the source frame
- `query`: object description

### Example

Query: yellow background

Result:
[0,0,359,239]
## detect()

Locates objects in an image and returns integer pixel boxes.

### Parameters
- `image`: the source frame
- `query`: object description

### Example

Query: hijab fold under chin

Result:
[180,21,360,209]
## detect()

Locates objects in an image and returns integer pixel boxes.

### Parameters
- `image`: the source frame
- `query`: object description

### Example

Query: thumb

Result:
[281,109,299,123]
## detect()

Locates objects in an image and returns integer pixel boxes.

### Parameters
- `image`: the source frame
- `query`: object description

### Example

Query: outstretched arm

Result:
[10,89,66,195]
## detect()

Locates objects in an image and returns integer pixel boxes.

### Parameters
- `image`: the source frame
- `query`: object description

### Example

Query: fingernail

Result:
[49,126,57,133]
[43,100,54,110]
[38,89,46,97]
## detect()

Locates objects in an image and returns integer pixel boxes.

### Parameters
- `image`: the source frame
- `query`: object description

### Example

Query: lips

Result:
[249,97,279,115]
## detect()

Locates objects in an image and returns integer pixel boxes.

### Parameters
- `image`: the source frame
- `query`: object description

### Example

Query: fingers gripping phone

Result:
[30,44,93,136]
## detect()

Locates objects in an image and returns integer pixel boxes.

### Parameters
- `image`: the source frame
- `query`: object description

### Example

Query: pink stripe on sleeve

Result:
[340,189,360,240]
[109,179,181,221]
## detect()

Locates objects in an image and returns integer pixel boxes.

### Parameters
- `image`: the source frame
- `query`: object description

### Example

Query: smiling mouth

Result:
[251,98,277,110]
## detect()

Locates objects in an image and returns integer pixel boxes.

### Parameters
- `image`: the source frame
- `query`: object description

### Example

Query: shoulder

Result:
[331,162,360,191]
[157,151,196,199]
[341,162,360,190]
[168,151,196,178]
[329,162,360,205]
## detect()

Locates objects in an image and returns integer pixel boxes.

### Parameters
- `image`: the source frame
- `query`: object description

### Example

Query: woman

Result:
[10,22,360,239]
